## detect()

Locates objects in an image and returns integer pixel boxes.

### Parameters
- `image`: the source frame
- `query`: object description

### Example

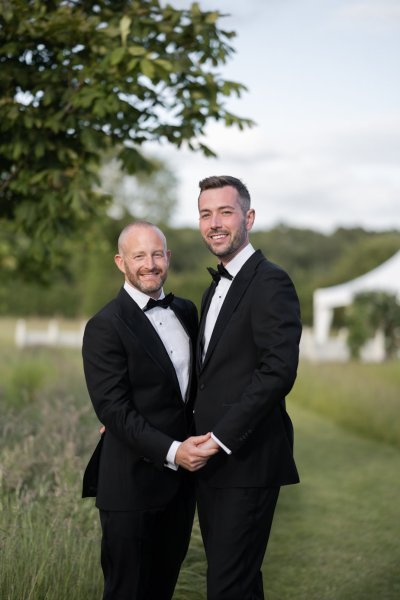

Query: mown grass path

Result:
[262,403,400,600]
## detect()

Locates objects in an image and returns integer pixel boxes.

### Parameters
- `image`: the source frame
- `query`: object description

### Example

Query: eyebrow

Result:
[199,204,237,213]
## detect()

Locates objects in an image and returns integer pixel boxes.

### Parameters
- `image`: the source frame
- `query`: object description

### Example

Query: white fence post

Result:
[14,319,86,348]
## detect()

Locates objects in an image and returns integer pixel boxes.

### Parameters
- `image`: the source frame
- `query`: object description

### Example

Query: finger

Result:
[191,432,212,445]
[194,446,219,458]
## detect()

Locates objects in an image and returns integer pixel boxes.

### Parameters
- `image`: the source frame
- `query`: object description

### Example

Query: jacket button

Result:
[199,383,205,391]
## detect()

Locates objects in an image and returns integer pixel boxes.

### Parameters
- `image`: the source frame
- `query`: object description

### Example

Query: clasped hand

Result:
[98,427,219,472]
[175,433,220,472]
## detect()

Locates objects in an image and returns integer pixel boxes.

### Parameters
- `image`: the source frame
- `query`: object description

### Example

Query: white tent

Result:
[313,250,400,344]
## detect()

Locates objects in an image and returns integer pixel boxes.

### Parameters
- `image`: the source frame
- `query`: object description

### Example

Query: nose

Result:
[209,213,222,228]
[143,255,156,270]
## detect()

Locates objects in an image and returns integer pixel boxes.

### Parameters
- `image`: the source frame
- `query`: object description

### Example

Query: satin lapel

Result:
[201,251,264,371]
[171,300,196,344]
[116,288,181,395]
[197,281,217,371]
[170,300,195,403]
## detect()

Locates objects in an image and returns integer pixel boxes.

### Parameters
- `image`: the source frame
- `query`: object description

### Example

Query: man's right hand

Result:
[175,433,220,472]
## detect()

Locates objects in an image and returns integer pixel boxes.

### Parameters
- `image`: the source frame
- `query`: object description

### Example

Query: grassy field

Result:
[264,404,400,599]
[0,318,399,599]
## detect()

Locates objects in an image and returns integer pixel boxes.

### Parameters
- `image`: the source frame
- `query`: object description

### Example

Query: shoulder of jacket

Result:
[173,296,197,311]
[87,294,121,323]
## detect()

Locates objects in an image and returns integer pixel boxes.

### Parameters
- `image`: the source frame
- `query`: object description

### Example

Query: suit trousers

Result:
[197,481,280,600]
[99,482,195,600]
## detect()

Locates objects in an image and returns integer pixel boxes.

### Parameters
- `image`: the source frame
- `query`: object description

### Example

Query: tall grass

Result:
[293,359,400,448]
[0,343,102,599]
[0,338,207,599]
[0,497,101,600]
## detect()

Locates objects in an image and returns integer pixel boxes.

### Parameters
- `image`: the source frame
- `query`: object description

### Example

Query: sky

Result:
[152,0,400,233]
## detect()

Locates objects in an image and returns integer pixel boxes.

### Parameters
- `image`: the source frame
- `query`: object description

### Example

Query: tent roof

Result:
[314,250,400,308]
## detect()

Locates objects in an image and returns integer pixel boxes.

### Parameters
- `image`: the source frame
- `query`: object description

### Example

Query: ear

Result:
[114,254,126,274]
[246,209,255,231]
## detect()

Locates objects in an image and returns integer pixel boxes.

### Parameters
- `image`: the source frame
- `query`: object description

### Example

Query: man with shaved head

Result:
[82,221,217,600]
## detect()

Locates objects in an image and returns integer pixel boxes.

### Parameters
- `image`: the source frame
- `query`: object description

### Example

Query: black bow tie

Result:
[143,292,174,312]
[207,263,233,283]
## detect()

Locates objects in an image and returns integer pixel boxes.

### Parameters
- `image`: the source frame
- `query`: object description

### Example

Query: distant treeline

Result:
[3,219,400,325]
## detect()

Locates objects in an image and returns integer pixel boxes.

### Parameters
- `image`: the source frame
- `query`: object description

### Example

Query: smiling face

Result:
[114,224,171,298]
[198,185,255,264]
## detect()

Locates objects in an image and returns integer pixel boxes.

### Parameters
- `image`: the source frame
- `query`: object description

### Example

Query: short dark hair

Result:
[198,175,251,213]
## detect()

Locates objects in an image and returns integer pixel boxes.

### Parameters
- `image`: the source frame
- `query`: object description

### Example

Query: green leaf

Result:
[127,58,139,71]
[140,59,155,79]
[154,58,174,72]
[118,146,155,175]
[120,15,132,47]
[34,143,46,159]
[128,45,146,57]
[205,11,219,25]
[109,47,126,66]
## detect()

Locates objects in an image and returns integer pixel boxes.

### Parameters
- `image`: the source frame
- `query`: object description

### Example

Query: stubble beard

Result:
[125,264,167,296]
[204,223,248,260]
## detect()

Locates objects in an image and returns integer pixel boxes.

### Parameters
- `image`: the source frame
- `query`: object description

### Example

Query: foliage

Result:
[0,0,253,278]
[251,227,400,325]
[346,292,400,360]
[100,152,179,224]
[319,233,400,288]
[346,293,376,359]
[0,221,399,322]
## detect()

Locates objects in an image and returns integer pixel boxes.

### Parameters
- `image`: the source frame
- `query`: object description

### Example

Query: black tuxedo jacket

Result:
[194,250,301,488]
[82,287,198,510]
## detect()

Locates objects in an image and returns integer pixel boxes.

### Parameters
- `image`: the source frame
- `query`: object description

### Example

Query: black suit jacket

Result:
[194,250,301,487]
[82,287,198,510]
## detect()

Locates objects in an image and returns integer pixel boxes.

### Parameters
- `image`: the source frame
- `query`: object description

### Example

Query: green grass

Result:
[0,498,102,600]
[293,359,400,448]
[264,403,400,599]
[0,326,399,599]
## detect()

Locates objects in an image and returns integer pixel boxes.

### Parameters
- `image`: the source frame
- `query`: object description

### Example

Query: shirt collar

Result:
[123,281,165,310]
[223,243,255,277]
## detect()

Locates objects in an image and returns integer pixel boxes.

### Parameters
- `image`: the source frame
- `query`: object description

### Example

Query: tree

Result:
[346,292,400,360]
[0,0,253,279]
[100,152,178,225]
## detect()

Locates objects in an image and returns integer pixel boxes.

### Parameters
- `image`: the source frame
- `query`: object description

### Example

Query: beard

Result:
[124,263,167,296]
[203,221,248,259]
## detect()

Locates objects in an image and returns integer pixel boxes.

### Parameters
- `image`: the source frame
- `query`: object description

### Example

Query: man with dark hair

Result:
[82,221,217,600]
[194,177,302,599]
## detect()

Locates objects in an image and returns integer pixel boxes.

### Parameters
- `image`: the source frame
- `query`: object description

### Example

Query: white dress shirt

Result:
[202,243,255,358]
[123,282,190,469]
[202,243,256,454]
